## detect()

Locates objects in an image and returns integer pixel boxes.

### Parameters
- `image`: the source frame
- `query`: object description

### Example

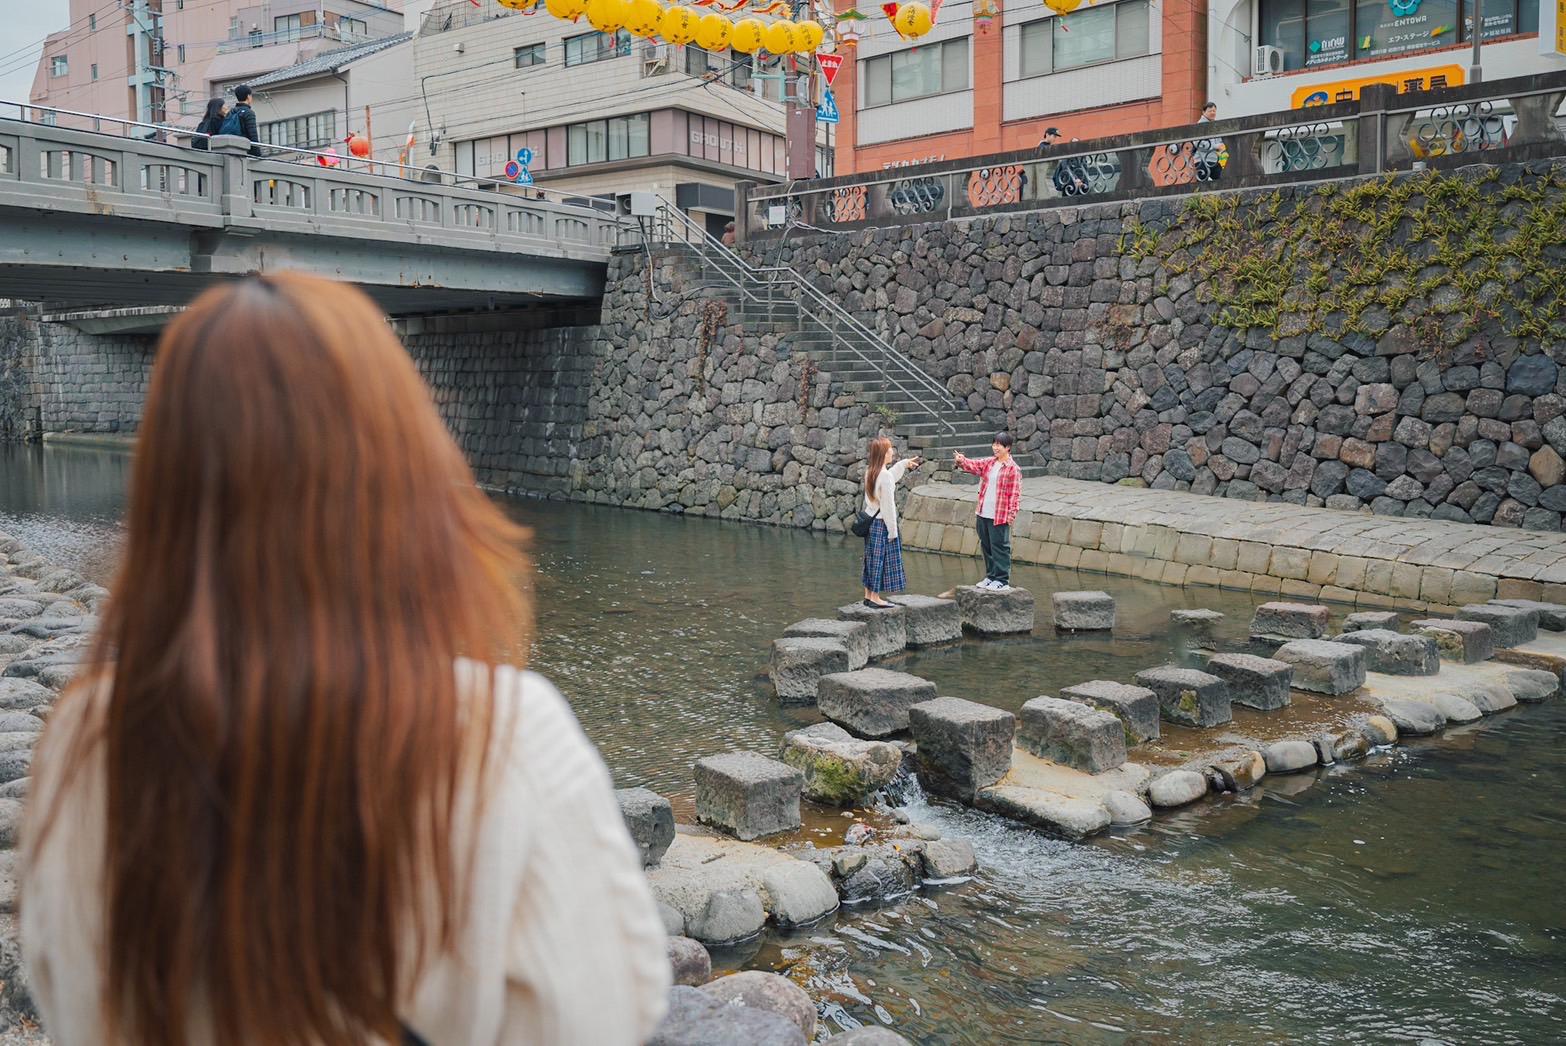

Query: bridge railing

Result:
[741,69,1566,240]
[0,102,625,259]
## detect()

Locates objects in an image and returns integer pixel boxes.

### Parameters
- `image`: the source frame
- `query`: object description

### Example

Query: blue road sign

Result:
[816,88,840,125]
[516,147,534,166]
[514,168,535,185]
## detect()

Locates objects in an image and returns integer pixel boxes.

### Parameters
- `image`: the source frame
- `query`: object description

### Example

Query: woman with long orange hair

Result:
[860,436,921,609]
[21,275,670,1044]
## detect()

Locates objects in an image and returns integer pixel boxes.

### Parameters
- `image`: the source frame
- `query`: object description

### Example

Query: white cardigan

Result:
[22,666,671,1045]
[864,458,911,541]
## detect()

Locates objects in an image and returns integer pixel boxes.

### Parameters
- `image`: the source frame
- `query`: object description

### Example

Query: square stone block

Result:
[1059,679,1161,744]
[1170,609,1223,644]
[1133,666,1232,728]
[1342,611,1399,633]
[837,602,908,659]
[1489,599,1566,632]
[1250,601,1329,640]
[769,637,852,706]
[887,594,962,647]
[693,751,803,841]
[954,585,1036,636]
[818,667,938,738]
[783,618,869,670]
[1052,590,1115,631]
[1204,652,1294,711]
[1456,604,1539,648]
[908,697,1015,802]
[1332,629,1439,676]
[1272,639,1366,695]
[1018,697,1127,774]
[1411,619,1496,664]
[615,787,675,868]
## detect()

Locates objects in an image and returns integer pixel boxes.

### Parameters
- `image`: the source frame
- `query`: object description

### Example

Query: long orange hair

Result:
[30,274,530,1044]
[865,436,893,502]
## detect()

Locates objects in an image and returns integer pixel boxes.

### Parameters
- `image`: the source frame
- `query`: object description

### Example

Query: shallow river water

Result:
[3,443,1563,1043]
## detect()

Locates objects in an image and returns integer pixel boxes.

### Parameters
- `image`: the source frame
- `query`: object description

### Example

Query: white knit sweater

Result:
[21,666,671,1045]
[863,458,912,541]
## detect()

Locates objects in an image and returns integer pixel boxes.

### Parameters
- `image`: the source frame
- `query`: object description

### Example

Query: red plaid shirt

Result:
[958,455,1022,526]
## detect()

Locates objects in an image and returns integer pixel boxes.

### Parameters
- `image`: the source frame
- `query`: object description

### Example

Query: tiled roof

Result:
[247,32,413,88]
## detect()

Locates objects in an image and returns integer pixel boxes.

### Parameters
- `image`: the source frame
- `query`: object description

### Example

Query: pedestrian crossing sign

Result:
[816,88,840,125]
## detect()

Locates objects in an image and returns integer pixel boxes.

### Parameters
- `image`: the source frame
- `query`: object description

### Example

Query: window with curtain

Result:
[1017,1,1151,78]
[863,38,969,107]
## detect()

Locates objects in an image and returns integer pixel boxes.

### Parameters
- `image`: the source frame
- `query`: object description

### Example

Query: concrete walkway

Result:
[901,478,1566,614]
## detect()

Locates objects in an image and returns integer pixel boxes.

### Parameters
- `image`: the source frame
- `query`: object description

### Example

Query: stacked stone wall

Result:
[0,315,153,439]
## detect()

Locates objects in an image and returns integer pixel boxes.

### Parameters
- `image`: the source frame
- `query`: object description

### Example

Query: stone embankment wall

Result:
[0,314,153,440]
[747,159,1566,531]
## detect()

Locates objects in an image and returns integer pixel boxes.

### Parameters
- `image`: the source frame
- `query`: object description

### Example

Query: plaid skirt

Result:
[861,519,907,593]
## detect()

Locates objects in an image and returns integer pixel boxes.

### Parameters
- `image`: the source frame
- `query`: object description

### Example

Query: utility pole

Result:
[127,0,168,127]
[785,1,819,180]
[1469,0,1484,82]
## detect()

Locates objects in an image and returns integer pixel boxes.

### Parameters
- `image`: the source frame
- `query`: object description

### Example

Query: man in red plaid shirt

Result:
[955,433,1023,590]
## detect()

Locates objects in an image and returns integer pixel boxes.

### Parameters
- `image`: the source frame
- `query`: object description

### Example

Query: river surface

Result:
[3,442,1563,1044]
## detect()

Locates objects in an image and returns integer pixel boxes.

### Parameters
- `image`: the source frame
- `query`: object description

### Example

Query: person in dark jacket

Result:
[226,84,262,157]
[190,98,227,150]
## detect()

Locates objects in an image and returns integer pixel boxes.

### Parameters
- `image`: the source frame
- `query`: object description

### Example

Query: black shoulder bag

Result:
[850,505,881,539]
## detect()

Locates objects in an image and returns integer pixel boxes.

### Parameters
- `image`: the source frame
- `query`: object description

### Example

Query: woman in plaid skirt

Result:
[861,436,923,609]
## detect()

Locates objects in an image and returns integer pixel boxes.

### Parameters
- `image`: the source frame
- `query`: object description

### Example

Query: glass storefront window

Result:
[1258,0,1537,69]
[1305,0,1350,65]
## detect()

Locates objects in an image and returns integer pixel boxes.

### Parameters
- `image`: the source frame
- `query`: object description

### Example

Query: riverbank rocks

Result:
[1017,697,1126,774]
[0,680,49,711]
[1170,609,1223,644]
[1457,604,1538,648]
[702,972,817,1039]
[1250,602,1330,641]
[1506,669,1559,703]
[648,832,838,941]
[1052,591,1115,631]
[1428,692,1483,723]
[1104,789,1153,825]
[954,585,1035,635]
[1198,747,1268,791]
[1272,639,1366,695]
[1332,629,1440,676]
[769,637,852,705]
[1355,714,1399,746]
[976,785,1113,839]
[818,668,937,738]
[650,986,807,1046]
[832,1027,914,1044]
[1489,599,1566,631]
[806,841,920,904]
[887,594,961,647]
[1412,619,1495,663]
[616,787,675,867]
[666,937,711,987]
[694,752,803,841]
[1134,666,1232,728]
[837,602,907,659]
[1343,611,1400,632]
[1059,679,1160,744]
[1202,652,1294,711]
[1263,740,1319,774]
[1149,770,1209,808]
[779,723,902,806]
[1447,680,1516,713]
[1377,698,1447,736]
[920,837,978,879]
[908,697,1015,802]
[783,619,869,670]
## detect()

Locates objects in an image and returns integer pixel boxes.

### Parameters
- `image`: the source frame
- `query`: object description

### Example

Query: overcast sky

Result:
[1,1,74,109]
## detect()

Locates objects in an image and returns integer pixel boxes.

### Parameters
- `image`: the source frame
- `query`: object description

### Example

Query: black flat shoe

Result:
[865,599,896,609]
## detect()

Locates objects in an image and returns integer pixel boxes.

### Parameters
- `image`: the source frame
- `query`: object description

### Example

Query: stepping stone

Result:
[1342,611,1399,632]
[1506,669,1559,703]
[908,697,1015,802]
[693,751,803,841]
[1052,591,1115,631]
[1133,665,1232,728]
[954,585,1036,636]
[1059,680,1161,744]
[1203,652,1293,712]
[1377,698,1445,736]
[1331,629,1439,676]
[1489,599,1566,631]
[1148,769,1208,808]
[778,722,902,807]
[1250,601,1329,641]
[887,594,962,647]
[1170,609,1223,644]
[1427,692,1483,724]
[1263,740,1319,774]
[615,787,675,868]
[975,786,1112,839]
[817,668,937,738]
[837,602,907,659]
[1017,697,1127,774]
[1411,619,1495,663]
[1456,604,1538,648]
[1272,639,1366,695]
[769,638,852,706]
[782,619,869,670]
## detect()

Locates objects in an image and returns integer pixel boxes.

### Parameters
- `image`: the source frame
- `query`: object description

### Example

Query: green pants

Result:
[977,516,1011,583]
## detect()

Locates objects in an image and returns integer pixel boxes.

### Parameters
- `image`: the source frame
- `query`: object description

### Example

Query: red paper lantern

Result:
[348,134,371,158]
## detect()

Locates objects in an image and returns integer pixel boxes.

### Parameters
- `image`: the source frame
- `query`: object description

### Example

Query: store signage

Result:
[1292,64,1465,108]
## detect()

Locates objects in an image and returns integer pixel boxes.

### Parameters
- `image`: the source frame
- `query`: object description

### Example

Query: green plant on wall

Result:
[1121,166,1566,351]
[871,404,898,429]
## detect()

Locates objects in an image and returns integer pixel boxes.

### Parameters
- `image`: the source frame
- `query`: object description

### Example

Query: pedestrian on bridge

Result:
[189,98,228,151]
[954,433,1022,590]
[220,84,262,157]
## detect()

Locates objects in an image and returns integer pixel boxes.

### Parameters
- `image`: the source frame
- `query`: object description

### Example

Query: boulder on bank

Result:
[1377,698,1446,736]
[1148,770,1208,808]
[1263,740,1319,774]
[1505,669,1559,703]
[779,723,902,807]
[666,936,711,987]
[701,971,817,1040]
[974,785,1112,839]
[648,985,806,1046]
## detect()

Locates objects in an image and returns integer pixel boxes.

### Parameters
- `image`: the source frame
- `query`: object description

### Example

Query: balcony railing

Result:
[217,23,374,54]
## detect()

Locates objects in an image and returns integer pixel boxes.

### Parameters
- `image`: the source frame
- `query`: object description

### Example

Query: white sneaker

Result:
[991,581,1011,591]
[977,578,998,589]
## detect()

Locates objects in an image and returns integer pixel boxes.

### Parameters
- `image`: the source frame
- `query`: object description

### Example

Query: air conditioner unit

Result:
[1252,45,1283,77]
[642,44,670,76]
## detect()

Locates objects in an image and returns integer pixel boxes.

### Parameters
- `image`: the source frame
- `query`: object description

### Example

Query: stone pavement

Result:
[900,477,1566,614]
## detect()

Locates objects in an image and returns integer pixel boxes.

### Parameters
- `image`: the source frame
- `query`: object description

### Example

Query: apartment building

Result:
[1209,0,1563,115]
[29,0,406,128]
[245,33,418,162]
[833,0,1209,174]
[415,0,824,232]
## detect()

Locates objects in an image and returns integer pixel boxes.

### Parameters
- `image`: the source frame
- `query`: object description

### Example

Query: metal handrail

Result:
[655,204,958,437]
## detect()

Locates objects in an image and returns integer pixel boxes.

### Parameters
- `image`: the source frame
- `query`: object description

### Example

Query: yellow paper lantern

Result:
[763,19,798,55]
[585,0,628,33]
[624,0,663,36]
[893,2,933,37]
[661,5,700,44]
[731,17,765,53]
[796,20,825,51]
[695,13,732,50]
[497,0,539,9]
[544,0,587,20]
[1044,0,1083,12]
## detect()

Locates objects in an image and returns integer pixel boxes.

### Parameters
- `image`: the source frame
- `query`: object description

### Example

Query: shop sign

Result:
[1292,64,1465,108]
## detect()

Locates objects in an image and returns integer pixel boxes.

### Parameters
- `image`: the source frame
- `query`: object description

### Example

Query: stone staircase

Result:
[652,211,1042,481]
